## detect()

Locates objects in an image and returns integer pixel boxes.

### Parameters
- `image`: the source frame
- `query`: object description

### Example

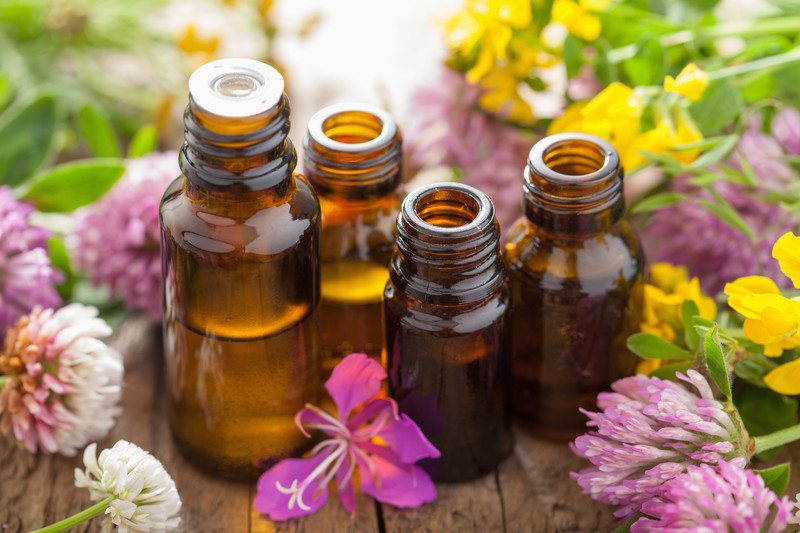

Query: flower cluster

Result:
[631,460,793,533]
[73,152,179,320]
[571,370,749,519]
[254,353,440,520]
[725,232,800,395]
[549,65,707,171]
[643,109,800,294]
[0,304,123,456]
[0,187,62,335]
[75,440,182,531]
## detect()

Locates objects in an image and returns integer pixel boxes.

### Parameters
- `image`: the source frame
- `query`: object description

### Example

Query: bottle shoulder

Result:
[159,174,320,257]
[504,218,643,285]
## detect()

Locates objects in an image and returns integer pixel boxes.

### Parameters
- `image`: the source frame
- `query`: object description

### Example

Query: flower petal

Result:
[764,358,800,395]
[356,446,437,509]
[325,353,386,419]
[773,232,800,288]
[254,452,332,521]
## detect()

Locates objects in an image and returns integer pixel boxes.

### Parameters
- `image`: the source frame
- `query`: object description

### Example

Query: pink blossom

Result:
[0,187,62,333]
[773,107,800,155]
[254,353,440,520]
[571,370,750,519]
[72,152,179,319]
[0,304,123,455]
[632,460,793,533]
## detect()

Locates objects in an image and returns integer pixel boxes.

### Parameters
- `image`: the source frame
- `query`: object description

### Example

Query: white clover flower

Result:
[75,441,181,532]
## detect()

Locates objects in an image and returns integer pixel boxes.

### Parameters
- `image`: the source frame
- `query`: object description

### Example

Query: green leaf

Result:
[0,73,12,112]
[689,80,742,136]
[695,197,755,240]
[595,39,617,85]
[704,325,732,399]
[564,34,582,79]
[21,159,125,212]
[686,134,739,170]
[622,34,664,86]
[650,361,693,380]
[627,333,694,360]
[127,124,158,158]
[0,94,56,186]
[754,463,790,496]
[47,235,74,300]
[734,381,798,438]
[631,192,685,214]
[681,300,701,351]
[77,104,120,158]
[669,135,737,153]
[610,514,640,533]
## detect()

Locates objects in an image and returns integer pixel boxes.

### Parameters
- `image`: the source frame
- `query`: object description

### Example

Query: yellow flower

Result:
[478,67,535,123]
[641,263,717,343]
[773,232,800,288]
[637,263,716,375]
[663,63,710,102]
[177,24,220,58]
[725,276,800,356]
[764,358,800,395]
[551,0,608,42]
[443,0,533,82]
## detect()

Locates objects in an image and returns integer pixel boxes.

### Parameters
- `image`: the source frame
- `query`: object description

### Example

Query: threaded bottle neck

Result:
[392,183,504,304]
[524,133,624,235]
[303,104,402,201]
[180,59,296,193]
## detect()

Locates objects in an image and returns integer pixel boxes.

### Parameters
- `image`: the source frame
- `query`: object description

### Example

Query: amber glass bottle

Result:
[385,182,513,483]
[159,59,320,479]
[303,104,402,374]
[505,133,644,440]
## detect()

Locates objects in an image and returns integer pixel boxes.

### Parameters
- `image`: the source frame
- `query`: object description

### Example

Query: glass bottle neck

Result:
[392,183,504,305]
[180,94,296,196]
[523,133,625,235]
[303,105,402,201]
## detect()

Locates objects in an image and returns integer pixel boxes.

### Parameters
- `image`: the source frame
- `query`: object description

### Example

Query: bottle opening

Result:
[188,58,284,118]
[323,110,384,145]
[307,103,397,154]
[415,188,480,228]
[543,138,607,177]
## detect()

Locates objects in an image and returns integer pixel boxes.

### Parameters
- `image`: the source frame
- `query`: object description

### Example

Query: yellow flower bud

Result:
[772,232,800,289]
[764,358,800,395]
[663,63,710,102]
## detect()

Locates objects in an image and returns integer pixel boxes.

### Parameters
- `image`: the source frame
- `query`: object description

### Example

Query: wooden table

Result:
[3,317,799,532]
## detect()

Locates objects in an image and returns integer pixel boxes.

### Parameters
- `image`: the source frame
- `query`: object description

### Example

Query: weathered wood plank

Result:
[499,426,616,532]
[381,470,504,533]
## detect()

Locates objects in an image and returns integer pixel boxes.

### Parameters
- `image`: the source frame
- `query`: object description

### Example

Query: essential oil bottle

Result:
[505,133,643,440]
[159,59,320,479]
[304,103,403,374]
[385,182,513,482]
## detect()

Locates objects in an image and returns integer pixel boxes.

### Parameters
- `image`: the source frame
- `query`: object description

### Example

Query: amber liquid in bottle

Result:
[505,133,643,440]
[159,59,320,479]
[304,104,402,374]
[385,183,513,482]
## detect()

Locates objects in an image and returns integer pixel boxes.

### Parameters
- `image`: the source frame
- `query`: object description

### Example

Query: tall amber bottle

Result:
[159,59,320,478]
[505,133,643,440]
[385,183,513,482]
[303,104,402,373]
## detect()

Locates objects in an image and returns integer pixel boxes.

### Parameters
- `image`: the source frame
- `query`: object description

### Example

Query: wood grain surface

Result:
[2,317,798,532]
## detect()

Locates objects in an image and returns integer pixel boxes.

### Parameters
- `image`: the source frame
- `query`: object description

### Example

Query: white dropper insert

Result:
[188,58,285,118]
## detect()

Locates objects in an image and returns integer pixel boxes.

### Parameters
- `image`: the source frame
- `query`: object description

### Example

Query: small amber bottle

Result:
[505,133,644,440]
[159,59,320,478]
[385,182,513,482]
[303,104,402,374]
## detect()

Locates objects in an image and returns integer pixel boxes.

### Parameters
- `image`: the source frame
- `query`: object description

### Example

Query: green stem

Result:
[608,17,800,63]
[29,495,114,533]
[709,47,800,80]
[753,423,800,455]
[0,376,8,389]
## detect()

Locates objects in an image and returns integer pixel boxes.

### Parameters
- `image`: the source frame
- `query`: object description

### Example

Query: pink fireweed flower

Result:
[254,353,440,520]
[632,460,793,533]
[0,187,62,334]
[571,370,750,519]
[72,152,179,319]
[0,304,123,456]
